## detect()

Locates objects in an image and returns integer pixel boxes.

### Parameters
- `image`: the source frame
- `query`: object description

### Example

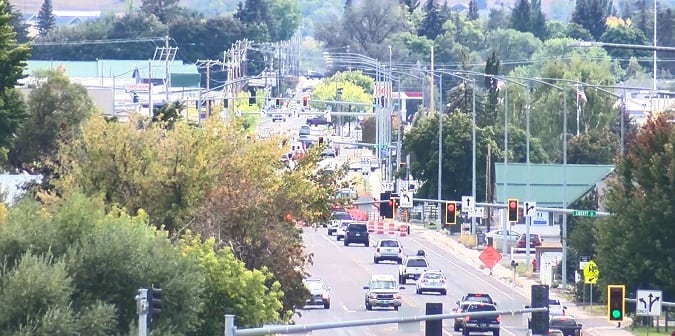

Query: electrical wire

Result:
[31,37,165,46]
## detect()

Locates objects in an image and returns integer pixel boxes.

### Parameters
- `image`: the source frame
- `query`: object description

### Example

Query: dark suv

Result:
[344,223,369,246]
[461,303,500,336]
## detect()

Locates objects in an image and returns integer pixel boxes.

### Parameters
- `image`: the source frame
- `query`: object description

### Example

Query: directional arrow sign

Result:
[636,290,662,316]
[400,192,413,208]
[461,196,475,213]
[524,201,537,218]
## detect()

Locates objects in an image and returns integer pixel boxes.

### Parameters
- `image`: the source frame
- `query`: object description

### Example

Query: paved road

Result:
[297,229,531,336]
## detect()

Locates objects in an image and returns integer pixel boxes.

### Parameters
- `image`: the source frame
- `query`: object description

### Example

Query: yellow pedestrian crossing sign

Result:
[582,260,599,284]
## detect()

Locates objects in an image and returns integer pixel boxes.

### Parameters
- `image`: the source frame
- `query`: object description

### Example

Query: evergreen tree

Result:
[140,0,180,24]
[530,0,547,39]
[481,51,500,128]
[418,0,448,40]
[36,0,55,37]
[400,0,420,13]
[509,0,531,33]
[467,0,479,21]
[0,0,30,158]
[4,3,29,43]
[571,0,613,40]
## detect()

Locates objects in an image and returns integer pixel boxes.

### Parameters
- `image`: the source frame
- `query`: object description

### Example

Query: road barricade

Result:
[376,221,384,234]
[367,221,375,233]
[387,222,396,235]
[398,224,408,237]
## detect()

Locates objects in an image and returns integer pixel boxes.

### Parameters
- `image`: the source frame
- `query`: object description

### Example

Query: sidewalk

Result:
[410,225,636,336]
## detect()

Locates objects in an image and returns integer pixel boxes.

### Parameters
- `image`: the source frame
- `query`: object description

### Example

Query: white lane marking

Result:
[342,304,356,313]
[407,236,518,301]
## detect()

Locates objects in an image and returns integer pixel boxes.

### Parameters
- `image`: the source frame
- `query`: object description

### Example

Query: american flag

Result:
[577,85,587,104]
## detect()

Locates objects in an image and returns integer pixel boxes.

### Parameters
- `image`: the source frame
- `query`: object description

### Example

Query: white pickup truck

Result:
[398,256,429,284]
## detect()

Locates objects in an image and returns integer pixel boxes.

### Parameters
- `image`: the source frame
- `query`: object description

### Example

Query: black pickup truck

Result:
[461,303,500,336]
[306,116,332,127]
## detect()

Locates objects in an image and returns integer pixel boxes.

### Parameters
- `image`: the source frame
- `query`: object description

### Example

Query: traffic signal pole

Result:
[136,289,149,336]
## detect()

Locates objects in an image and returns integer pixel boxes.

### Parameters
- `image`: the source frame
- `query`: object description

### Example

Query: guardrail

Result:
[226,307,548,336]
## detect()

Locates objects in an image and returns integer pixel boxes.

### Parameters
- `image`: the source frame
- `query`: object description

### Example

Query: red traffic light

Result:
[302,97,308,106]
[447,203,455,211]
[509,201,517,208]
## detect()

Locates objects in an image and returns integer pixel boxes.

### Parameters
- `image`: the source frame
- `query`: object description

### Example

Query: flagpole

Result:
[576,84,580,136]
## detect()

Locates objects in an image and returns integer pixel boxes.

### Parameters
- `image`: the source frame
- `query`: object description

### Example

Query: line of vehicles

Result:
[303,209,579,336]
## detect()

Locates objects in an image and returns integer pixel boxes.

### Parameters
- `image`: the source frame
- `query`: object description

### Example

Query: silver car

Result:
[415,270,447,295]
[373,239,403,264]
[303,278,331,309]
[363,275,405,311]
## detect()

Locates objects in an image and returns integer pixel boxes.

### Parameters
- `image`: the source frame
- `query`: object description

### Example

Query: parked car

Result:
[363,275,405,311]
[485,230,521,241]
[373,239,403,264]
[415,270,447,295]
[306,115,332,127]
[302,278,331,309]
[343,222,369,246]
[548,316,582,336]
[516,233,543,248]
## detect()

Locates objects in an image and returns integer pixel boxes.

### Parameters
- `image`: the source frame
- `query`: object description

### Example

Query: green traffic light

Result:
[611,309,621,319]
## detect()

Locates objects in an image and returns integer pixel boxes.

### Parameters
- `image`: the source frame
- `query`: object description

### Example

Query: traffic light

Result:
[390,193,399,219]
[530,285,550,334]
[318,136,324,145]
[444,202,457,225]
[608,285,625,322]
[248,96,256,106]
[302,96,308,107]
[379,192,392,218]
[275,98,281,108]
[507,199,519,222]
[223,98,228,108]
[147,287,162,328]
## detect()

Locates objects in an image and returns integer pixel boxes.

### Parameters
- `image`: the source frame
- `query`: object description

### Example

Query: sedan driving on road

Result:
[302,278,331,309]
[415,270,447,295]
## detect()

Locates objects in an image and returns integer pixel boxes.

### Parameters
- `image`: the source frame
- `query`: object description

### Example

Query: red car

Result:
[516,233,543,248]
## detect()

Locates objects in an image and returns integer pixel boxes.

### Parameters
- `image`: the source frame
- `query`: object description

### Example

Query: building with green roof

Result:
[494,163,614,208]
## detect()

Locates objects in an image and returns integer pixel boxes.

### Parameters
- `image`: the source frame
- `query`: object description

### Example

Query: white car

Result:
[327,212,352,234]
[485,230,521,241]
[548,298,567,317]
[373,239,403,264]
[415,270,447,295]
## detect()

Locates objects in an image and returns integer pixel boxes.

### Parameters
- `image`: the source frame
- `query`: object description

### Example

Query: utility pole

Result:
[135,289,148,336]
[164,35,170,103]
[151,36,177,105]
[147,59,153,116]
[206,59,211,116]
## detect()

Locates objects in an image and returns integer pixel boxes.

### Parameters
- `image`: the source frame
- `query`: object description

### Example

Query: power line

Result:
[31,37,165,46]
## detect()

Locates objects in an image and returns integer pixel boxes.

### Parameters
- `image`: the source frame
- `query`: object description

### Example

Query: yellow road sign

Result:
[582,260,599,284]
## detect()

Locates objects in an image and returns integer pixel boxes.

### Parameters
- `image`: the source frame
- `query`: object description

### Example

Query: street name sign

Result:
[636,290,662,317]
[573,210,597,217]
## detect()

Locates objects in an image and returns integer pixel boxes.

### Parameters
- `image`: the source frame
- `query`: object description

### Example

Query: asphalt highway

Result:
[296,228,531,336]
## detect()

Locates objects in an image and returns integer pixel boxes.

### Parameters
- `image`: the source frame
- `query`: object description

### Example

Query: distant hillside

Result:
[10,0,675,21]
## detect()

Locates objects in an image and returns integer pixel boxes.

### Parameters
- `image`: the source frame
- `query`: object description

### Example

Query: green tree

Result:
[467,0,480,21]
[600,18,650,69]
[404,112,496,201]
[484,28,542,74]
[309,78,371,112]
[418,0,450,40]
[400,0,420,13]
[9,70,96,169]
[571,0,612,40]
[566,129,619,164]
[4,3,30,43]
[596,114,675,298]
[509,0,532,34]
[487,6,510,30]
[140,0,180,24]
[0,1,30,163]
[37,0,55,36]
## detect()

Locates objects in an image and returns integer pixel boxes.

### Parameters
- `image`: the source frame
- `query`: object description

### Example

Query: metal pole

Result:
[437,74,443,232]
[525,83,531,270]
[653,0,658,93]
[621,83,626,155]
[112,76,116,118]
[471,80,477,236]
[396,77,402,184]
[148,59,153,117]
[502,85,508,254]
[137,289,148,336]
[225,314,235,336]
[430,46,435,113]
[164,35,170,104]
[375,63,381,179]
[562,90,569,290]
